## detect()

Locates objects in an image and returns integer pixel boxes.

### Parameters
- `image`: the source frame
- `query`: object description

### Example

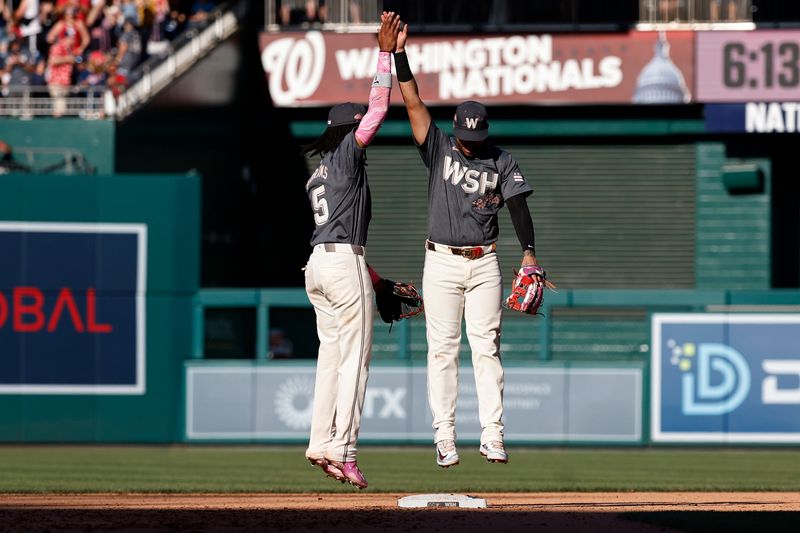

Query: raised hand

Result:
[396,22,408,53]
[378,11,401,53]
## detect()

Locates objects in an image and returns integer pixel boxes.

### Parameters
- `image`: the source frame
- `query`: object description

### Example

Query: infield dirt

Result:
[1,492,798,532]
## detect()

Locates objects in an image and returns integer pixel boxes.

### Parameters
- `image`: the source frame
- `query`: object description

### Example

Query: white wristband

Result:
[372,72,392,88]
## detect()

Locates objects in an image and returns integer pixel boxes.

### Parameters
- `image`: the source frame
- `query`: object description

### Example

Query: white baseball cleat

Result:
[479,441,508,463]
[435,439,459,468]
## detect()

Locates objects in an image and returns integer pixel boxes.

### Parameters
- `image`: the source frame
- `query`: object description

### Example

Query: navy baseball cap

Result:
[452,101,489,142]
[327,102,367,127]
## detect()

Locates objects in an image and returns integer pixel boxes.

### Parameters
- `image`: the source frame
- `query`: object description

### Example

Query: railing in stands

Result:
[0,86,109,119]
[0,2,242,120]
[112,2,243,119]
[264,0,381,31]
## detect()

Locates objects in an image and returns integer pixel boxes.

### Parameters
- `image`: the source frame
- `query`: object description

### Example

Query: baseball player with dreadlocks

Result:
[302,12,402,489]
[393,22,550,467]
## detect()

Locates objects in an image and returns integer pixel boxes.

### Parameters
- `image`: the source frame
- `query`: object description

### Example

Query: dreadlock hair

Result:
[301,124,359,158]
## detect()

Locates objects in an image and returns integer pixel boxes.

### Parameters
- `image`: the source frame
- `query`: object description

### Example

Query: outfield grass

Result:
[0,446,799,493]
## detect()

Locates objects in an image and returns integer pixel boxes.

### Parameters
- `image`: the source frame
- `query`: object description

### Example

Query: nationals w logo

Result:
[261,32,325,105]
[465,117,479,129]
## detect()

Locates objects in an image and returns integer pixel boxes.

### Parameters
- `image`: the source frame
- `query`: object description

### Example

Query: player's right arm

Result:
[394,23,431,146]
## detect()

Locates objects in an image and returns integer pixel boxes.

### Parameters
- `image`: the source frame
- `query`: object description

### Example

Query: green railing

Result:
[192,288,800,361]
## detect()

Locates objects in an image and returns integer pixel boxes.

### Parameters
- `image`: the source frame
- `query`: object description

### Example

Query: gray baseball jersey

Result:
[418,122,533,246]
[306,131,372,247]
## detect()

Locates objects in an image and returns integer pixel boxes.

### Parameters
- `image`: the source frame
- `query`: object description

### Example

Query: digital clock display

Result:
[697,31,800,102]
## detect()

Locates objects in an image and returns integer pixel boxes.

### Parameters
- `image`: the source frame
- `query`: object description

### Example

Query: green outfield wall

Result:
[0,172,199,442]
[0,119,115,175]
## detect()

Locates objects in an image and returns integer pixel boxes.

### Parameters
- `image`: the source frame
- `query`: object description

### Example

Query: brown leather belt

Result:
[425,240,496,260]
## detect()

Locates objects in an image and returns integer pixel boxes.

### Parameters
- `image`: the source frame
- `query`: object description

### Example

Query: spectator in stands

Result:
[0,0,10,45]
[160,8,185,40]
[105,59,126,96]
[11,0,43,49]
[55,0,91,21]
[349,0,363,24]
[709,0,741,21]
[279,0,321,25]
[85,0,103,26]
[29,53,45,87]
[119,0,138,25]
[88,3,119,53]
[47,6,89,54]
[187,0,215,29]
[113,16,141,77]
[139,0,157,55]
[77,47,104,88]
[657,0,688,22]
[46,29,75,116]
[1,34,36,93]
[35,0,57,57]
[146,0,171,54]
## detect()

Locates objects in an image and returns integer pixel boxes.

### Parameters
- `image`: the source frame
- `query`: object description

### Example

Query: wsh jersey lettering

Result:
[442,155,499,195]
[419,123,533,247]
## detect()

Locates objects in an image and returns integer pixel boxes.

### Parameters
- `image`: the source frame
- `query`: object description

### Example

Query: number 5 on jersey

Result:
[311,185,329,225]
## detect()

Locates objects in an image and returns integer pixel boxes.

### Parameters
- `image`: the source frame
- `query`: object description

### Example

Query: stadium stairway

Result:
[109,1,245,120]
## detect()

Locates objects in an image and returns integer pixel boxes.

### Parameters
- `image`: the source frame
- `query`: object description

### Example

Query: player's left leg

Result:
[463,252,507,463]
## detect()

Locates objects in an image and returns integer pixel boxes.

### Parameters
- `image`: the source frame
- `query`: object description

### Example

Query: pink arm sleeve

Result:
[355,51,392,147]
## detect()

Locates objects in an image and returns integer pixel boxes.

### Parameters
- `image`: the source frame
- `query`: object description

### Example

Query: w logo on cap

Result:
[465,117,479,129]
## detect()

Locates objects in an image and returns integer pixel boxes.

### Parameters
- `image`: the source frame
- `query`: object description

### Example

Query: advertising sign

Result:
[706,102,800,133]
[259,31,694,106]
[186,365,642,443]
[652,314,800,443]
[0,222,147,394]
[697,31,800,103]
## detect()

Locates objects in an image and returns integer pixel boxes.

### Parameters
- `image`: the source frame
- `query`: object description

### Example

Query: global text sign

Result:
[652,314,800,443]
[0,222,147,394]
[259,31,694,106]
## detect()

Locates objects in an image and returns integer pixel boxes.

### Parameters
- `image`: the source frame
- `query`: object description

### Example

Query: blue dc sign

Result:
[0,222,147,394]
[652,314,800,443]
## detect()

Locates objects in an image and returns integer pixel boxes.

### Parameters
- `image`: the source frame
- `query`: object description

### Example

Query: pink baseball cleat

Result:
[308,457,346,482]
[327,460,368,489]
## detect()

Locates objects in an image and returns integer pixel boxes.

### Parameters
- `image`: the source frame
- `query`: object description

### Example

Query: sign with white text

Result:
[705,102,800,133]
[259,31,694,106]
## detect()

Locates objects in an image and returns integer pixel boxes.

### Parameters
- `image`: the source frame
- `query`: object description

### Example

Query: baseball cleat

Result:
[480,441,508,463]
[326,459,368,489]
[308,457,346,483]
[435,440,460,468]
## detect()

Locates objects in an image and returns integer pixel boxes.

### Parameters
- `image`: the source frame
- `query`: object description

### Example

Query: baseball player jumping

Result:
[393,22,546,467]
[302,12,401,489]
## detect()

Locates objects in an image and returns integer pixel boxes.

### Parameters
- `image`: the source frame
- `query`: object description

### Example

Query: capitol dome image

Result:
[633,32,692,104]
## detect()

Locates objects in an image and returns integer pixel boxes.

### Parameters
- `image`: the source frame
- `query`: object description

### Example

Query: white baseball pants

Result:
[422,247,505,445]
[304,244,373,463]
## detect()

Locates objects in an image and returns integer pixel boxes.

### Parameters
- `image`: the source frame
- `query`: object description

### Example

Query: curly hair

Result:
[301,124,359,158]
